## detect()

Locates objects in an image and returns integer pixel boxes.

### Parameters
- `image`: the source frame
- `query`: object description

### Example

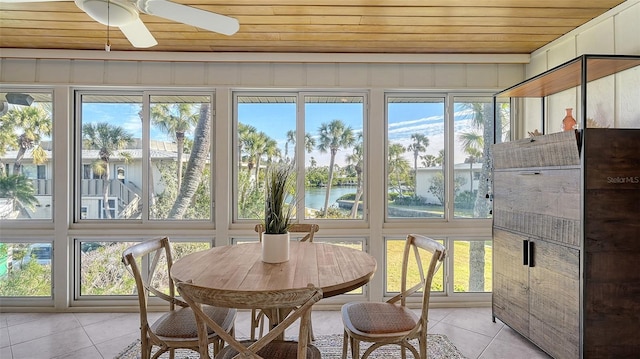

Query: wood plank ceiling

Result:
[0,0,627,54]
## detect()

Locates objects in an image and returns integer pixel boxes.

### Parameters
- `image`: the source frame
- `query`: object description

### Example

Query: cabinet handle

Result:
[523,240,529,266]
[528,241,535,268]
[518,171,541,175]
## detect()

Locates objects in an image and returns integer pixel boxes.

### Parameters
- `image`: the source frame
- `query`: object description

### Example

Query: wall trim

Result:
[0,48,530,64]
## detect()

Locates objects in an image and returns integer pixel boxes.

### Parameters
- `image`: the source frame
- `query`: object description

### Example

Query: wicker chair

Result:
[177,282,323,359]
[122,237,236,359]
[341,234,446,359]
[251,223,320,340]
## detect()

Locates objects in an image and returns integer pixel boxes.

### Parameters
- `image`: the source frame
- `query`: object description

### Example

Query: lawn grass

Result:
[386,239,492,293]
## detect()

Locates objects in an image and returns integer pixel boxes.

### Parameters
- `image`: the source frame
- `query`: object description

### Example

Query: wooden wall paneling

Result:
[0,1,627,53]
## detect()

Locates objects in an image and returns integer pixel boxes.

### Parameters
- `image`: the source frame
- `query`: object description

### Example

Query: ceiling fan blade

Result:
[119,18,157,48]
[139,0,239,36]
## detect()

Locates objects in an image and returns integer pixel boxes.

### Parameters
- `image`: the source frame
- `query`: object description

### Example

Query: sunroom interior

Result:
[0,0,638,317]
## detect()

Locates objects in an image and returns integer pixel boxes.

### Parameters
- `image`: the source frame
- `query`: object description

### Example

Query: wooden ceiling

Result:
[0,0,627,54]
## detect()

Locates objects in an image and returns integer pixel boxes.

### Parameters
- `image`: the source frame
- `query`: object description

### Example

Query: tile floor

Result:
[0,307,551,359]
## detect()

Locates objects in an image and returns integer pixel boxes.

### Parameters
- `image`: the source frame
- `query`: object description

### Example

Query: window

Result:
[149,95,213,221]
[234,92,367,222]
[304,95,365,220]
[452,239,492,293]
[77,239,210,297]
[76,92,213,221]
[385,238,444,294]
[21,164,46,179]
[98,198,117,219]
[0,241,53,297]
[78,93,142,221]
[452,96,509,218]
[235,94,297,221]
[0,91,53,221]
[386,95,445,219]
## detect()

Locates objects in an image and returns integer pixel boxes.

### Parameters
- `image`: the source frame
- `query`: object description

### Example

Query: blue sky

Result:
[81,101,479,167]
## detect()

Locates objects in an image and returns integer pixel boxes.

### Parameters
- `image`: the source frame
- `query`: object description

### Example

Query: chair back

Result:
[393,234,446,334]
[178,282,322,359]
[122,237,182,315]
[122,237,191,349]
[254,223,319,242]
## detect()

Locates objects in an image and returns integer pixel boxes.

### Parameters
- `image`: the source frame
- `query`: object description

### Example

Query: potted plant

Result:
[261,163,296,263]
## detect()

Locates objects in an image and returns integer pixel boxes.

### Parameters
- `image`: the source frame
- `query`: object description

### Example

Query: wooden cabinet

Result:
[492,129,640,358]
[492,54,640,359]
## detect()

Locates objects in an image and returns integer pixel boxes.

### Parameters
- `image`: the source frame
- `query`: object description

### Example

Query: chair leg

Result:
[420,336,427,359]
[342,331,349,359]
[309,318,315,341]
[251,309,267,340]
[352,337,360,359]
[250,309,258,340]
[258,311,267,339]
[141,336,150,359]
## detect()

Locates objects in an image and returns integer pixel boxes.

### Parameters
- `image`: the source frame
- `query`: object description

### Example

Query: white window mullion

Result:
[141,93,151,223]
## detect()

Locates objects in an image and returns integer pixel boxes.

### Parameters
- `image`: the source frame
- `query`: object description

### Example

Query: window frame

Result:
[384,93,448,222]
[73,89,216,227]
[232,90,369,227]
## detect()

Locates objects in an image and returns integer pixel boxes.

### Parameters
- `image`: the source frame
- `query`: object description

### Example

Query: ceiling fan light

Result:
[77,0,139,27]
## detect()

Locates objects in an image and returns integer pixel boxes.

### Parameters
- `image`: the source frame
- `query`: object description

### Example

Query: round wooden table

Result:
[171,241,377,298]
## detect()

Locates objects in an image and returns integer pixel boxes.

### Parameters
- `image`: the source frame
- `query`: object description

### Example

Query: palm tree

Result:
[263,137,281,165]
[317,119,355,217]
[82,123,134,219]
[252,132,271,183]
[345,133,363,218]
[238,123,257,169]
[435,149,445,166]
[285,130,296,161]
[459,102,494,292]
[304,133,316,154]
[3,106,52,175]
[284,130,315,166]
[150,103,199,190]
[388,143,410,197]
[407,133,429,192]
[243,131,264,177]
[0,111,19,177]
[168,104,211,219]
[0,174,39,217]
[420,154,438,167]
[459,131,484,195]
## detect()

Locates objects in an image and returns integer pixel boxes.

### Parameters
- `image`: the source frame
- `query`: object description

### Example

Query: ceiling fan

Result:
[1,0,240,48]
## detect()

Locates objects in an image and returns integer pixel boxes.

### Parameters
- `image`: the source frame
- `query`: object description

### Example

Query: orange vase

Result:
[562,108,576,131]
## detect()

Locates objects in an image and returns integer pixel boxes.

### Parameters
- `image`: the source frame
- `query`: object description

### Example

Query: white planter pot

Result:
[261,233,290,263]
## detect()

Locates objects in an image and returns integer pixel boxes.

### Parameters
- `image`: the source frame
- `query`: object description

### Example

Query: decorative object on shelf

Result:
[587,118,609,128]
[261,164,296,263]
[528,129,543,137]
[562,108,577,131]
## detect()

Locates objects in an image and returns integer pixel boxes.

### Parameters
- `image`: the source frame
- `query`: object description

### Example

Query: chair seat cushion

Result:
[342,302,418,335]
[152,305,233,339]
[216,340,321,359]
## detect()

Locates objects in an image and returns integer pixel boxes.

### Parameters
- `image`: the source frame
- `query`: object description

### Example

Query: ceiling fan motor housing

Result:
[76,0,139,27]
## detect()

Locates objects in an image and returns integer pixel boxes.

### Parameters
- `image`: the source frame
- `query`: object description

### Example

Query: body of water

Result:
[304,186,357,210]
